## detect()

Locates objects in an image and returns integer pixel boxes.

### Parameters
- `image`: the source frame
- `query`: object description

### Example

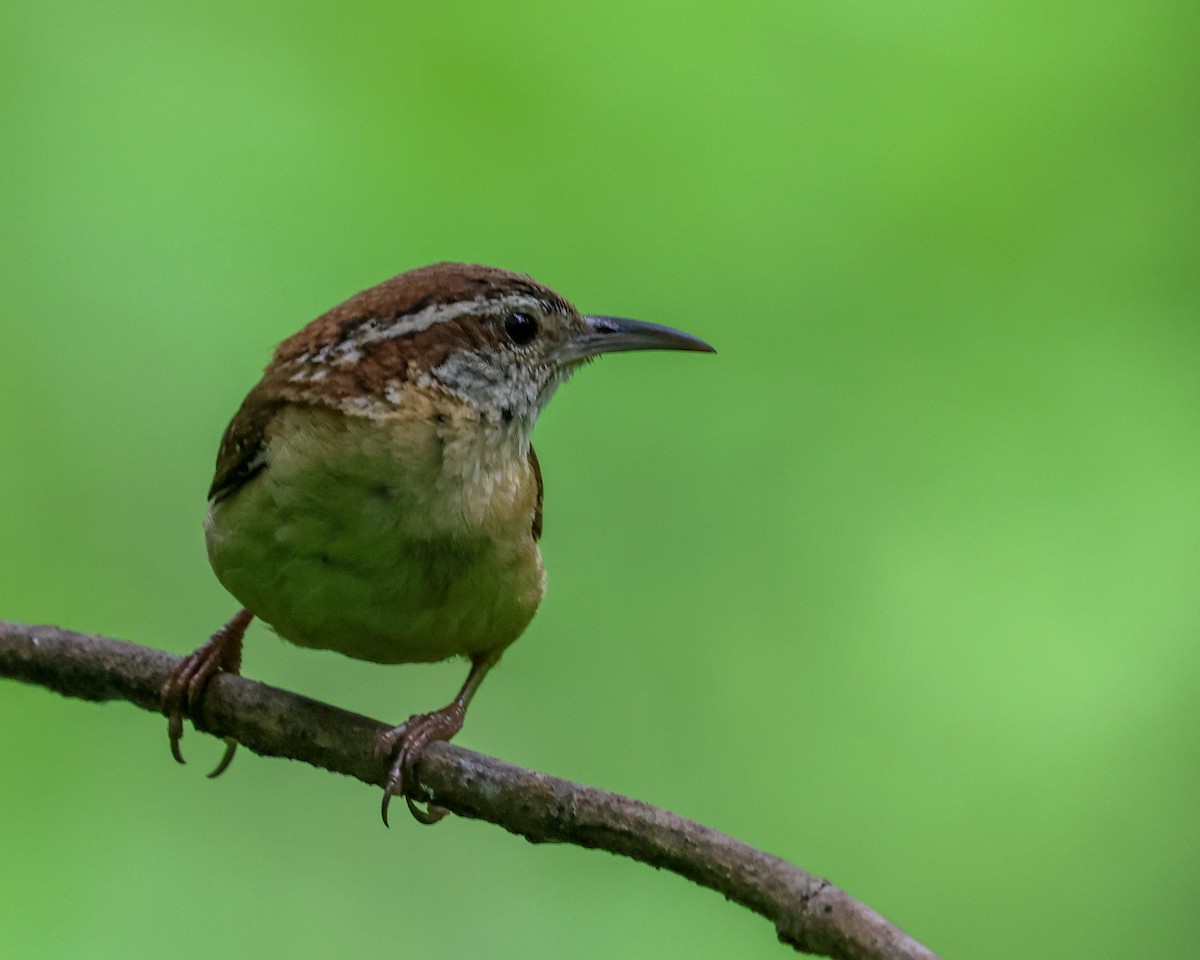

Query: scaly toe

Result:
[374,718,413,761]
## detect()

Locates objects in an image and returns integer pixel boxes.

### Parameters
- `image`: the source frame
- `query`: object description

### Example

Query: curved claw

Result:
[168,713,187,765]
[164,656,205,766]
[207,738,239,778]
[406,795,449,825]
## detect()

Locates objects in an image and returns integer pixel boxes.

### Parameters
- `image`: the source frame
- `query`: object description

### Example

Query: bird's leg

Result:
[376,653,497,827]
[162,608,253,777]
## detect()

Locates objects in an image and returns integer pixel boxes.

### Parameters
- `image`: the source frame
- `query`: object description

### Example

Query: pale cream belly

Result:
[204,408,545,664]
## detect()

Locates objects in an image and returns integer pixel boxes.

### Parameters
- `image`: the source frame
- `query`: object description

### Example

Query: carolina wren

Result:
[162,262,713,824]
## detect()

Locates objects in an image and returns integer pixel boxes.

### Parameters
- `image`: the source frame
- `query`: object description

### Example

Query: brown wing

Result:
[208,385,286,504]
[528,444,544,541]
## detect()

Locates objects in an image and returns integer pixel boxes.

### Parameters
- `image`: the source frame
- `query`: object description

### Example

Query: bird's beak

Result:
[559,315,716,364]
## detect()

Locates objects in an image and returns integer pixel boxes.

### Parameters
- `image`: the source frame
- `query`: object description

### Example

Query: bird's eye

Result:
[503,312,539,346]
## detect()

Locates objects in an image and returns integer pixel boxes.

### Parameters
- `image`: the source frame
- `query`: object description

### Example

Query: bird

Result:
[161,261,714,825]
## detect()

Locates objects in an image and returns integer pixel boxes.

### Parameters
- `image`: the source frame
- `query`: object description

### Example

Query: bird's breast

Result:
[205,403,545,664]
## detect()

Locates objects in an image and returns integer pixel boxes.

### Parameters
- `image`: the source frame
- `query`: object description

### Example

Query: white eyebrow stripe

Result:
[351,292,552,345]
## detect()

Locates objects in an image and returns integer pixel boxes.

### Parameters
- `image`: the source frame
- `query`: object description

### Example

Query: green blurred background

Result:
[2,2,1197,957]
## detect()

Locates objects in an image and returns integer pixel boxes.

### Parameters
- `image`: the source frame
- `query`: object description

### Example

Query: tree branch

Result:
[0,621,938,960]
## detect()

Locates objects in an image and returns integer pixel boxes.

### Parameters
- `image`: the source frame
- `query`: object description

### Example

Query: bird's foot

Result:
[375,703,467,827]
[162,609,252,776]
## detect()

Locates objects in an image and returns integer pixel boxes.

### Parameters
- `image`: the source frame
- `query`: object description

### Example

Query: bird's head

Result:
[270,262,715,430]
